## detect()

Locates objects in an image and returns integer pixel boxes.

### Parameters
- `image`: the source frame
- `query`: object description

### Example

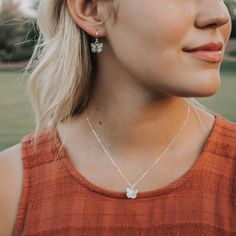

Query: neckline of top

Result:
[52,113,223,200]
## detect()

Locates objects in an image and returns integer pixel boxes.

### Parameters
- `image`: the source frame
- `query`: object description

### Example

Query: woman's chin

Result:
[191,76,221,97]
[174,76,221,98]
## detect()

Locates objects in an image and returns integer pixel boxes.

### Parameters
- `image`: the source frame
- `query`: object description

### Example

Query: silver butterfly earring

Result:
[90,30,103,53]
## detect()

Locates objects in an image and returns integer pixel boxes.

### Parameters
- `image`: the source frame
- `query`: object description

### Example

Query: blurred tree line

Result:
[225,0,236,37]
[0,0,236,63]
[0,0,39,63]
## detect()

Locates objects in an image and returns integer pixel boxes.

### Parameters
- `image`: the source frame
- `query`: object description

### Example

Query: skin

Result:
[62,0,231,168]
[0,1,232,234]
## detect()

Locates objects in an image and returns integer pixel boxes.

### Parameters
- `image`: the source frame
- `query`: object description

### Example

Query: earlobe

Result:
[66,0,106,37]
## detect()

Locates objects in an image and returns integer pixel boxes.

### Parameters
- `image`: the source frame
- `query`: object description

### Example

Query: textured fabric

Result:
[12,114,236,236]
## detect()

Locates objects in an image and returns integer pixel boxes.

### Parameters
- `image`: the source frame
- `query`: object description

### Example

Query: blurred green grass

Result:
[0,61,235,151]
[229,50,236,57]
[0,70,34,151]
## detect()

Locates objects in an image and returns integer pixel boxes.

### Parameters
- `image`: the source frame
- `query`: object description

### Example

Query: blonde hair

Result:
[27,0,96,143]
[26,0,216,146]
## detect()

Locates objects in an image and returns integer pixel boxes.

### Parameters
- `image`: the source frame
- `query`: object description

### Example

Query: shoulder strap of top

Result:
[21,127,61,168]
[13,127,59,236]
[211,116,236,159]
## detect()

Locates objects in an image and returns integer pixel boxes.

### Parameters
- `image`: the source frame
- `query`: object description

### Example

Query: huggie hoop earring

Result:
[90,30,103,53]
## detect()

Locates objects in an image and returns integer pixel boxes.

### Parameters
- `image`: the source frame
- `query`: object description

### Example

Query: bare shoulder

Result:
[0,144,23,236]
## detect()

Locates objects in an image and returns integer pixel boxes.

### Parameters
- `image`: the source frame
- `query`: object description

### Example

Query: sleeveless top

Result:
[13,114,236,236]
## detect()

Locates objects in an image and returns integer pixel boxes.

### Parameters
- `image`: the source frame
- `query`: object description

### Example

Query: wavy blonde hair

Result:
[27,0,216,146]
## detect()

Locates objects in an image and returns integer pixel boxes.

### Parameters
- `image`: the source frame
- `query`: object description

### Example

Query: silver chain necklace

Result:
[85,103,190,199]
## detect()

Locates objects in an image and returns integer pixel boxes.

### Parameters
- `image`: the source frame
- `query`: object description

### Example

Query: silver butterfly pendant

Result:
[126,187,138,199]
[91,41,103,53]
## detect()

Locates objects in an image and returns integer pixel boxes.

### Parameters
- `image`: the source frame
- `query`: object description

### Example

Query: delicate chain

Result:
[85,103,191,190]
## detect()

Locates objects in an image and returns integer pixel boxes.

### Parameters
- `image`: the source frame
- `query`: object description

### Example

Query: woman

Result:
[0,0,235,235]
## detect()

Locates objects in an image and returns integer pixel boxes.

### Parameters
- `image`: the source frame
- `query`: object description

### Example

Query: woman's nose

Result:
[195,0,230,29]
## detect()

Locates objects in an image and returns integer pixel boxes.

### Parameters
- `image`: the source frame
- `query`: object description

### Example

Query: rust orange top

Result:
[13,114,236,235]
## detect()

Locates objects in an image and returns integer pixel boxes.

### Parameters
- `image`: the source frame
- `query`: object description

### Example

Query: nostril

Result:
[207,23,218,28]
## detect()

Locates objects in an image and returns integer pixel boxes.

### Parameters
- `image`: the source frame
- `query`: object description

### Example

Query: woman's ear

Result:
[66,0,107,37]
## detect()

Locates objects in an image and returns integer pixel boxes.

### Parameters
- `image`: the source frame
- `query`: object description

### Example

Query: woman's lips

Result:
[184,50,223,63]
[183,42,224,63]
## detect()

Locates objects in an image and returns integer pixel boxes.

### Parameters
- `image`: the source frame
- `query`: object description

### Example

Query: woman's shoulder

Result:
[20,127,61,167]
[0,144,22,183]
[210,115,236,198]
[0,144,23,236]
[0,127,56,235]
[0,144,23,196]
[210,114,236,160]
[218,114,236,128]
[216,115,236,143]
[0,127,55,170]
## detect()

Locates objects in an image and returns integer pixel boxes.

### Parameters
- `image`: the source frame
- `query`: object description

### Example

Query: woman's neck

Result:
[81,93,190,158]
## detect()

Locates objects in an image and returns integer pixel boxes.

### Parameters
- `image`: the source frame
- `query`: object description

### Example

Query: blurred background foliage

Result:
[226,0,236,37]
[0,0,39,63]
[0,0,236,150]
